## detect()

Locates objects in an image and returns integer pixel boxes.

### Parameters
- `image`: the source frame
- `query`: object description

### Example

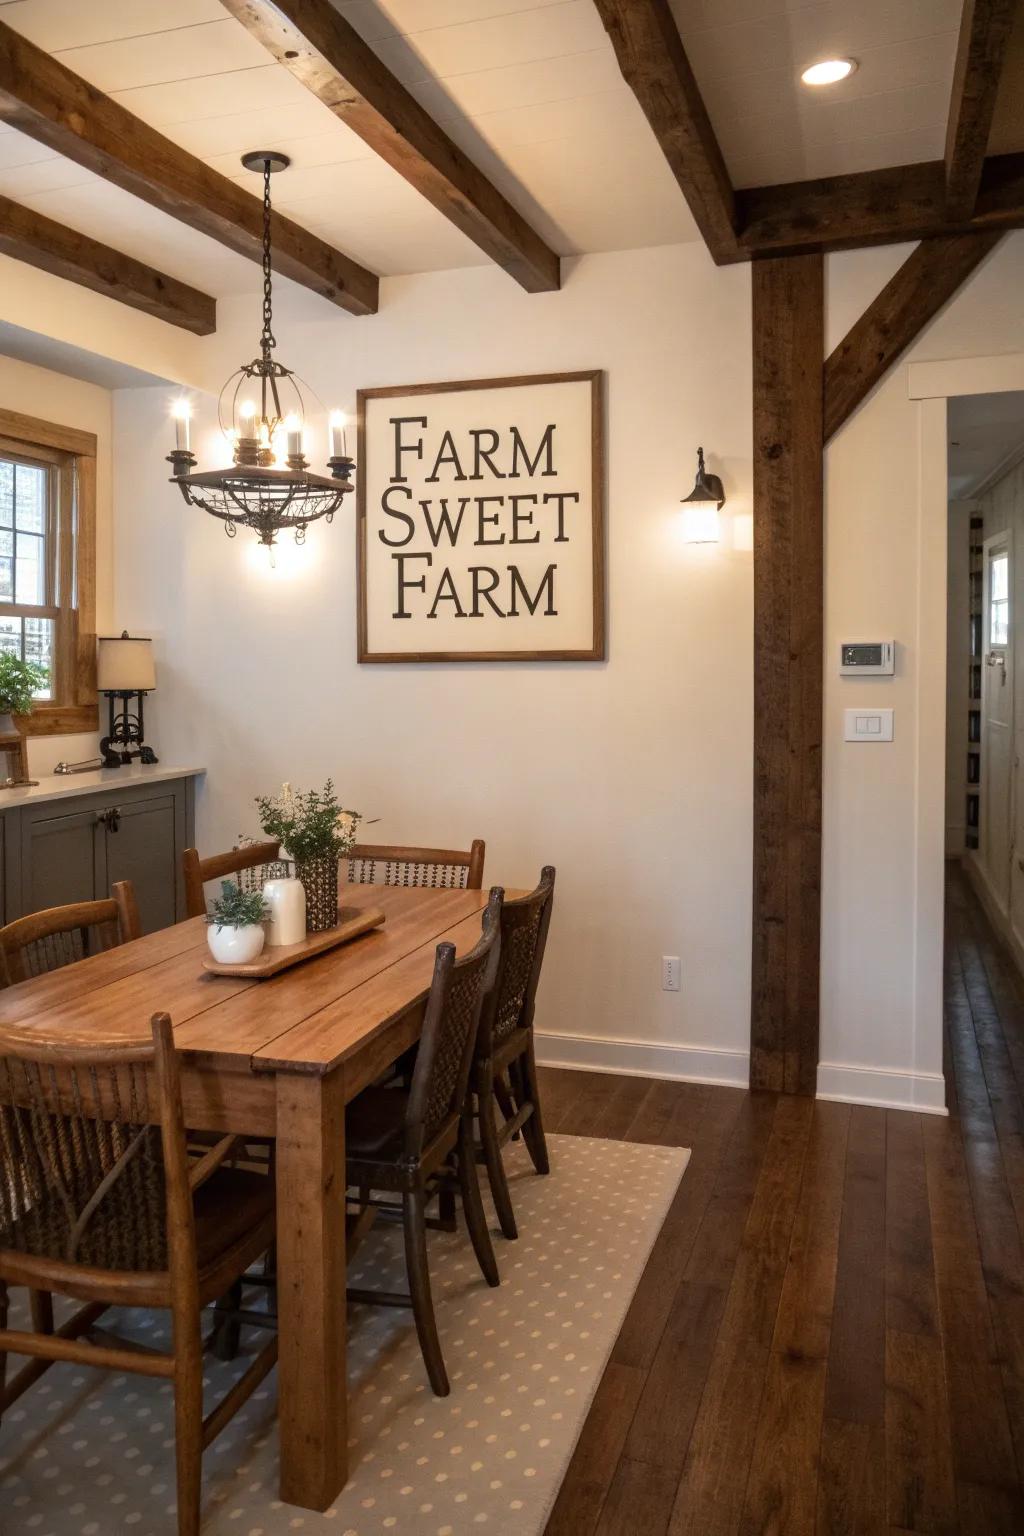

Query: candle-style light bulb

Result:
[238,400,256,436]
[285,412,303,459]
[171,398,191,453]
[329,409,346,459]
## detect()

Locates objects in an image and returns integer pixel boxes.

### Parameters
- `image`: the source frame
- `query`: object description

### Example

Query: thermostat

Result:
[840,641,894,676]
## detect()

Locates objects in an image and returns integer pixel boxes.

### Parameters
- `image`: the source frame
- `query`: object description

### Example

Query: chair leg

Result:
[211,1279,242,1362]
[494,1073,519,1138]
[29,1289,54,1335]
[518,1036,550,1176]
[477,1067,518,1241]
[436,1186,457,1231]
[172,1311,204,1536]
[458,1117,500,1288]
[403,1187,449,1397]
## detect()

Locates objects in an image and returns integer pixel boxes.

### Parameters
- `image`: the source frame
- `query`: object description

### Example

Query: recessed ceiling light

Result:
[801,58,857,86]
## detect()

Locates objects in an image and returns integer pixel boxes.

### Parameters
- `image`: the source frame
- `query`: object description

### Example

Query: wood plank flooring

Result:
[541,865,1024,1534]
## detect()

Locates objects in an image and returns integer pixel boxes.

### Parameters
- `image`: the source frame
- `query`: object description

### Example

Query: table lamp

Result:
[97,631,158,767]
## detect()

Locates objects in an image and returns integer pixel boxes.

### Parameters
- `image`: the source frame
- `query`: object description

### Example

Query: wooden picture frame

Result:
[357,370,605,663]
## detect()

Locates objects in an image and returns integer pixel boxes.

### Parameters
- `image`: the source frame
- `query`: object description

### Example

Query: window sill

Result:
[22,702,99,737]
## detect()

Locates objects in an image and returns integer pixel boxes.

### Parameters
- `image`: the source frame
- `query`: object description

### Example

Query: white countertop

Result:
[0,764,205,808]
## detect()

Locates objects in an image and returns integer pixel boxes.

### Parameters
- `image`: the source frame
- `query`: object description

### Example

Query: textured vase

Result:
[295,854,339,933]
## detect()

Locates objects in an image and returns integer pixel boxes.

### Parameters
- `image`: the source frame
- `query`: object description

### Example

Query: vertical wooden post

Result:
[751,254,825,1095]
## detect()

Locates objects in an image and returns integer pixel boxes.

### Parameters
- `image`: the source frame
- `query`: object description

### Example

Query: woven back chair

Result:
[0,881,141,987]
[474,867,555,1240]
[344,838,485,891]
[182,838,284,918]
[345,891,502,1396]
[0,1014,277,1536]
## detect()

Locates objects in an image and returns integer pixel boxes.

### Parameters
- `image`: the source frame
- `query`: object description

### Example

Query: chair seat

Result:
[346,1085,409,1161]
[0,1166,275,1308]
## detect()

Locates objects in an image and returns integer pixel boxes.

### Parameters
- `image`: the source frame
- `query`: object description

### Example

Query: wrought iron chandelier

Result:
[167,151,354,549]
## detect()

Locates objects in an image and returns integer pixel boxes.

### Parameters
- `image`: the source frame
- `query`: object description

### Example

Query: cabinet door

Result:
[105,794,177,935]
[21,807,102,914]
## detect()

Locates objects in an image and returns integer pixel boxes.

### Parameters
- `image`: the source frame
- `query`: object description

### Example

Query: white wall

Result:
[0,353,114,773]
[113,244,758,1086]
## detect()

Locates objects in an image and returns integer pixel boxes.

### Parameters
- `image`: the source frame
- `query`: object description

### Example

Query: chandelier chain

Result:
[260,159,276,357]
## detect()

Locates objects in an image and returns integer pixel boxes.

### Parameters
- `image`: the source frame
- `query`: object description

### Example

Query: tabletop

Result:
[0,885,503,1076]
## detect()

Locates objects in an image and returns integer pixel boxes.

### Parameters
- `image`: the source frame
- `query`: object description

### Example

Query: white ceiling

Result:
[949,393,1024,500]
[0,0,1003,312]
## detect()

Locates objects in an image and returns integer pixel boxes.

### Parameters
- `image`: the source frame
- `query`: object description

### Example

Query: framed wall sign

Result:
[357,370,604,662]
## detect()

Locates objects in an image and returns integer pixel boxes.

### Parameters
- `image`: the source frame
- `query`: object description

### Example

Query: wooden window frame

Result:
[0,407,97,736]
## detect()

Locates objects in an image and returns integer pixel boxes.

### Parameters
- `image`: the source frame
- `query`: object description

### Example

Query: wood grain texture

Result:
[824,233,1002,441]
[750,254,824,1096]
[945,0,1019,219]
[0,193,216,333]
[735,151,1024,257]
[542,863,1024,1535]
[0,16,377,315]
[219,0,559,293]
[591,0,737,263]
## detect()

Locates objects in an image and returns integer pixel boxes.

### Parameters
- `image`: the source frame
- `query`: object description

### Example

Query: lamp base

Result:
[100,691,158,768]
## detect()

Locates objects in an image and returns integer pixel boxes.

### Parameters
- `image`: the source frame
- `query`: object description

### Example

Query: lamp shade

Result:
[97,632,156,692]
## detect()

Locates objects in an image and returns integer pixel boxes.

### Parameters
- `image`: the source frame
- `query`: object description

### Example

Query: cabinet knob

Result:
[96,807,121,833]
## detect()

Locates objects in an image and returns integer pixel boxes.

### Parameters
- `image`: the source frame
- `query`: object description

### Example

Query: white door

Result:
[980,531,1013,915]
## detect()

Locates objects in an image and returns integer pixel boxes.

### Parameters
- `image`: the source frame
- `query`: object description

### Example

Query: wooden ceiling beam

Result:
[0,17,378,316]
[823,232,1002,442]
[592,0,738,263]
[945,0,1018,220]
[734,152,1024,258]
[219,0,560,294]
[0,194,216,334]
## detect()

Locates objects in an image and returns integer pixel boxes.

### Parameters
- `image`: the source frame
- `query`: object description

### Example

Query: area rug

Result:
[0,1134,688,1536]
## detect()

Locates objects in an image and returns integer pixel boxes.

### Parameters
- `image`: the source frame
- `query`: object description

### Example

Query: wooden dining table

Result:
[0,881,508,1513]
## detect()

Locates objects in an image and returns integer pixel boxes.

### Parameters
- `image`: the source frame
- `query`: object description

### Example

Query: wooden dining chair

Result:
[182,838,283,918]
[344,890,503,1397]
[473,867,556,1241]
[344,838,486,891]
[0,881,141,986]
[0,1013,277,1536]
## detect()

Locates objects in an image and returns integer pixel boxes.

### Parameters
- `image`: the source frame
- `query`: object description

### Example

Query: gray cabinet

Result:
[3,775,195,934]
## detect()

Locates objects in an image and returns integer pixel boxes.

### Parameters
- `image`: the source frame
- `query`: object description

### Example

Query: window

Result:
[990,550,1009,649]
[0,411,97,734]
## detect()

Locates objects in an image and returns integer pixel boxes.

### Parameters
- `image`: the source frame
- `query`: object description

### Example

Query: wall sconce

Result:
[680,446,725,543]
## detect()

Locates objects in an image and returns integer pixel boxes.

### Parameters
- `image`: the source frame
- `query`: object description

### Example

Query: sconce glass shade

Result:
[97,632,156,692]
[681,446,725,544]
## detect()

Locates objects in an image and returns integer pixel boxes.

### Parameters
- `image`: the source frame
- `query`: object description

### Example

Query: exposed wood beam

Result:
[824,232,1002,442]
[945,0,1018,220]
[0,17,377,316]
[219,0,560,294]
[751,254,824,1097]
[592,0,738,263]
[735,152,1024,258]
[0,194,216,335]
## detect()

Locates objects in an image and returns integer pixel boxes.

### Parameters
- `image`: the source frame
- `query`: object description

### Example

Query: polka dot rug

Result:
[0,1133,688,1536]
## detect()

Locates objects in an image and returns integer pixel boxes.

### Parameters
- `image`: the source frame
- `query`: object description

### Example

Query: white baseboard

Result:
[536,1031,949,1114]
[534,1030,749,1088]
[816,1061,948,1115]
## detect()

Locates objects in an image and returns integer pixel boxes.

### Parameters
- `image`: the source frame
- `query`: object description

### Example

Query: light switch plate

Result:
[844,707,894,742]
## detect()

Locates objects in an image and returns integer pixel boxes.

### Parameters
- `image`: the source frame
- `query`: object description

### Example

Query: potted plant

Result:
[0,654,48,735]
[206,880,269,965]
[256,780,361,932]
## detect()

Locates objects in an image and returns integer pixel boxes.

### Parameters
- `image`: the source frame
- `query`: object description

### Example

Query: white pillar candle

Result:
[329,409,346,458]
[263,876,306,946]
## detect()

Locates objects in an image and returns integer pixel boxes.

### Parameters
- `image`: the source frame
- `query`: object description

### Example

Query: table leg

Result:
[275,1067,347,1510]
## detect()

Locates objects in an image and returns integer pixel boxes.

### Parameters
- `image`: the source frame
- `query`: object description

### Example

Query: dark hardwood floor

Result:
[539,865,1024,1535]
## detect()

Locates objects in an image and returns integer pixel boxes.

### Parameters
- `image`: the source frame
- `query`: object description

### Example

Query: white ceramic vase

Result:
[262,875,306,946]
[207,922,266,966]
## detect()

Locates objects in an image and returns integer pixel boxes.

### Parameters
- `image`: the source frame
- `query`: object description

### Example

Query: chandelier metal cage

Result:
[167,151,354,548]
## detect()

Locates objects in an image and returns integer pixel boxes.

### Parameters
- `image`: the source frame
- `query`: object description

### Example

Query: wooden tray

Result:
[202,905,386,978]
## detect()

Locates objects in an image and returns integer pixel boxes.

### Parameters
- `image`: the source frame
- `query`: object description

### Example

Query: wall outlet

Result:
[662,955,680,992]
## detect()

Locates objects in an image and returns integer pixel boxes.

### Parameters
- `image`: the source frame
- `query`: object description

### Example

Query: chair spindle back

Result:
[345,839,485,892]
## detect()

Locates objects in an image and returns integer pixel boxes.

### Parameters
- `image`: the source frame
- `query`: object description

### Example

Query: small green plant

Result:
[255,780,361,862]
[206,880,269,931]
[0,653,48,715]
